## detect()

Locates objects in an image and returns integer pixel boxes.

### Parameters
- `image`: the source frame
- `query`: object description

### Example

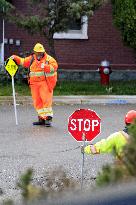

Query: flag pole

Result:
[2,7,5,65]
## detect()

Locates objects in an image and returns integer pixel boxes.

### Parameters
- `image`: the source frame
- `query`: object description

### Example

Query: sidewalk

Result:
[53,95,136,105]
[0,95,136,105]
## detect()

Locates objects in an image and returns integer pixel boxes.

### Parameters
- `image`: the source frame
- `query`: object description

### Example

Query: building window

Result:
[68,18,82,30]
[53,16,88,40]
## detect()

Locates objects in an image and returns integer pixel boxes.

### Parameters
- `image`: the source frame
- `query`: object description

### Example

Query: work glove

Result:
[9,55,18,65]
[41,63,50,73]
[81,144,98,155]
[81,145,91,154]
[9,55,15,60]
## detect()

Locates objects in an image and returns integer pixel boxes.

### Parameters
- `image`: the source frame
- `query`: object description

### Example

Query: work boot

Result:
[33,117,45,126]
[45,116,52,127]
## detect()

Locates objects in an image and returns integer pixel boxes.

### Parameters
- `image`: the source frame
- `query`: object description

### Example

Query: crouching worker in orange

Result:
[10,43,58,127]
[81,110,136,156]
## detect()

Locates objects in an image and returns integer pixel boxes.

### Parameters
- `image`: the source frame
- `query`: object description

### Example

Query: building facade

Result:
[0,1,136,71]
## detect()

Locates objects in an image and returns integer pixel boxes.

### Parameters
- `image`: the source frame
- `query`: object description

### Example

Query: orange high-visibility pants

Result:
[30,80,53,119]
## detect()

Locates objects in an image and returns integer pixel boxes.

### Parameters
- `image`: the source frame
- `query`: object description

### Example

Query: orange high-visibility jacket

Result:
[12,53,58,91]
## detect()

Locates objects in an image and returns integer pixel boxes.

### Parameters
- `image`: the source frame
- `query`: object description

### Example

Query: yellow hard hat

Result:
[33,43,45,52]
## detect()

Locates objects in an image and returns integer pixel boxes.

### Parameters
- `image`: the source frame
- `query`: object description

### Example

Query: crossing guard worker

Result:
[81,110,136,156]
[11,43,58,127]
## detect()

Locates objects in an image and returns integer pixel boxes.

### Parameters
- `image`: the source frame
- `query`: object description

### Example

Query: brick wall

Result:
[4,2,136,70]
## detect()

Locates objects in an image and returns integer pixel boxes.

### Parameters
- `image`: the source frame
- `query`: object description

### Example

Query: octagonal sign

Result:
[68,109,101,141]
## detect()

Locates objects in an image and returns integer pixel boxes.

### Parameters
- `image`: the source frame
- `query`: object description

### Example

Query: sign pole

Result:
[81,132,86,190]
[5,58,19,125]
[68,109,101,190]
[1,7,5,65]
[12,76,18,125]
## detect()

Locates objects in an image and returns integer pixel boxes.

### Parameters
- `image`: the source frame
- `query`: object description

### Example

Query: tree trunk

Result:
[47,34,57,60]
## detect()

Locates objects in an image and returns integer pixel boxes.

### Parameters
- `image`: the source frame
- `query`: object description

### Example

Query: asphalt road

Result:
[0,103,136,202]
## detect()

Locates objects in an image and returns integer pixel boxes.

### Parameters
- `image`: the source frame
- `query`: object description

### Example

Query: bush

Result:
[17,167,77,203]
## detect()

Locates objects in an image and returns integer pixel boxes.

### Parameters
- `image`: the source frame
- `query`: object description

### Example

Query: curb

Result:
[53,95,136,105]
[0,95,136,105]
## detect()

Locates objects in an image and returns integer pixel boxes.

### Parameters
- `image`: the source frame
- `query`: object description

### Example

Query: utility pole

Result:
[1,7,5,66]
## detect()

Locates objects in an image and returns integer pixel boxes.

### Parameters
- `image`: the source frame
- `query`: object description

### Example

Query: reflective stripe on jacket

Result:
[13,53,58,91]
[84,131,128,155]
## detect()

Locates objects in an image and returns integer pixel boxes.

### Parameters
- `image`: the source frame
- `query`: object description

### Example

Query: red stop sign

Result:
[68,109,101,141]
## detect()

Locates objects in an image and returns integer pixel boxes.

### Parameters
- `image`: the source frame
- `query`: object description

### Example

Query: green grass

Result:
[55,80,136,95]
[0,80,136,96]
[0,81,31,96]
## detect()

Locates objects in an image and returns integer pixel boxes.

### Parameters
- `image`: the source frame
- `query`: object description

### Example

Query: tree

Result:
[111,0,136,51]
[0,0,107,58]
[0,0,13,18]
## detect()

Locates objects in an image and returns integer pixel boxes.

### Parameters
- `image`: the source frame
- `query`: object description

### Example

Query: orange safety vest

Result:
[13,53,58,91]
